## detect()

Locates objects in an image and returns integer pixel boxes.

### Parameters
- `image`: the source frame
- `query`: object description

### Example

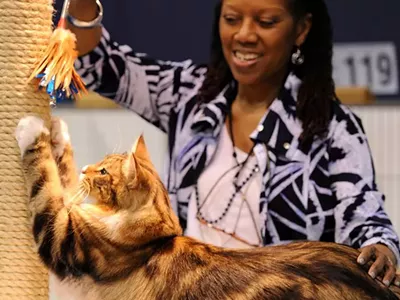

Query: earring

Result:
[291,47,304,65]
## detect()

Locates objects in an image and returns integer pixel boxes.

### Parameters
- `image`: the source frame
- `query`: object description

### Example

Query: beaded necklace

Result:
[195,106,260,225]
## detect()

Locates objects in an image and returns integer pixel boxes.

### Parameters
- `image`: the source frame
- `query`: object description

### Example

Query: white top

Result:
[186,125,263,249]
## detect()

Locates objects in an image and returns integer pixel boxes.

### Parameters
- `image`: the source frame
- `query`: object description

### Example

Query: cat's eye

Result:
[100,168,108,175]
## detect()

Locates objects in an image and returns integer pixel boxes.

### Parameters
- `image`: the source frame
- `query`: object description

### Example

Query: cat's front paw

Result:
[51,117,71,158]
[15,116,50,157]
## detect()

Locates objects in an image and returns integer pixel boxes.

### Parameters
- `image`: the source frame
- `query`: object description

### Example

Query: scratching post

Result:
[0,0,53,298]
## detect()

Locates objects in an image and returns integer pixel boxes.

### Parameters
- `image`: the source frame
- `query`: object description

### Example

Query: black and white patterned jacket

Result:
[76,28,400,262]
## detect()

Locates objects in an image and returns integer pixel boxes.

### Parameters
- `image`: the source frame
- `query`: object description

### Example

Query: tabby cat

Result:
[15,115,400,300]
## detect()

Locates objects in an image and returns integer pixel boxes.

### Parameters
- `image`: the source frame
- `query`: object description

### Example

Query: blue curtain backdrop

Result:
[54,0,400,100]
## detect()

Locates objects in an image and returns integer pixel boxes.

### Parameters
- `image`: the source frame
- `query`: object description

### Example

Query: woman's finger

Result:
[382,263,396,286]
[358,246,375,265]
[368,253,386,278]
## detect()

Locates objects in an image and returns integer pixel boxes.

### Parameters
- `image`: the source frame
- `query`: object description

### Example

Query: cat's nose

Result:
[81,165,89,174]
[79,165,89,181]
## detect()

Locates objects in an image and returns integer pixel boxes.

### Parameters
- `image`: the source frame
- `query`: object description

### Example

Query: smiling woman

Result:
[68,0,400,289]
[198,0,331,151]
[219,0,310,88]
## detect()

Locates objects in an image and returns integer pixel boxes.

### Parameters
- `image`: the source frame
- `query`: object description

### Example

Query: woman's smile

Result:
[232,50,263,70]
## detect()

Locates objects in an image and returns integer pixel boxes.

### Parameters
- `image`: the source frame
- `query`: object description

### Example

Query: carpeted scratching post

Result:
[0,0,53,298]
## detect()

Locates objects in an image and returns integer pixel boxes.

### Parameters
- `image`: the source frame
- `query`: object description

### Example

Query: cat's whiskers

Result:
[67,184,89,207]
[80,181,92,203]
[67,188,85,206]
[79,188,90,204]
[80,180,91,196]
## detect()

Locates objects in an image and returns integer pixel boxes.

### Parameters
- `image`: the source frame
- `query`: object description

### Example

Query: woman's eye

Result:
[259,19,276,28]
[223,15,239,25]
[100,168,108,175]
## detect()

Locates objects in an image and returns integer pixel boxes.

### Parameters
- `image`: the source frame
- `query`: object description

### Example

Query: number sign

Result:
[332,43,399,95]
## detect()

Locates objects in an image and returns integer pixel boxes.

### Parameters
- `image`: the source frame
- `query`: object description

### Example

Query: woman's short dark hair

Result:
[198,0,336,148]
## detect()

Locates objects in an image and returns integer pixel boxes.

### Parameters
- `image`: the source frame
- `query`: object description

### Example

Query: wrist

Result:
[67,0,103,29]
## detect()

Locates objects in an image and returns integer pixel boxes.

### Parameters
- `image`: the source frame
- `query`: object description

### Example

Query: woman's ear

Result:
[295,13,312,47]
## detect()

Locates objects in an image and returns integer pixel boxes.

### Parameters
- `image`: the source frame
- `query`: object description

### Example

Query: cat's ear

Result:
[124,134,154,180]
[123,152,137,181]
[131,134,152,163]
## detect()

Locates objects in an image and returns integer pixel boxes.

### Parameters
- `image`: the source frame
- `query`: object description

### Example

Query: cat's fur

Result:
[15,115,400,300]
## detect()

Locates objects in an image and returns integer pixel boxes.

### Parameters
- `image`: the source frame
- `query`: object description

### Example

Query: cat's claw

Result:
[15,116,49,157]
[51,117,71,158]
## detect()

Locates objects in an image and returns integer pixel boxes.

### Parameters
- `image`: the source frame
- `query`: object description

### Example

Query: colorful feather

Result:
[28,0,86,106]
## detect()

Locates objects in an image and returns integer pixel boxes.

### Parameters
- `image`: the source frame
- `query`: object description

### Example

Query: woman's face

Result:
[219,0,311,86]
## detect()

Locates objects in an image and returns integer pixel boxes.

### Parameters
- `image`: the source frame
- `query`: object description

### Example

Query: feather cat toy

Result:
[28,0,87,106]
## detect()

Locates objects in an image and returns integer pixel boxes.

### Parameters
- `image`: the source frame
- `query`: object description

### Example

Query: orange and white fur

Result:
[15,115,181,299]
[15,116,400,300]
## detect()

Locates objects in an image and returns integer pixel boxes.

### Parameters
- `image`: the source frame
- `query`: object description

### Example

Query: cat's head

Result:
[79,135,164,211]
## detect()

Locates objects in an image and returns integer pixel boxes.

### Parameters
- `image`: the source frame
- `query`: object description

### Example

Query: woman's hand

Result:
[358,244,400,287]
